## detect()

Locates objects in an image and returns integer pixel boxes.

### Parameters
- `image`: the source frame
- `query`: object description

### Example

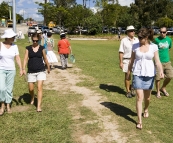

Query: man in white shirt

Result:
[119,25,139,98]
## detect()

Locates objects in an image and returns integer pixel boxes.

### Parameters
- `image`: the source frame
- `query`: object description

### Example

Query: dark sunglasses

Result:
[32,40,39,43]
[138,36,144,40]
[160,31,166,34]
[128,30,135,32]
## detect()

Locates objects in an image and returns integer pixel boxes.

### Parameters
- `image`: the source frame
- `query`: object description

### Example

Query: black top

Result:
[26,45,45,73]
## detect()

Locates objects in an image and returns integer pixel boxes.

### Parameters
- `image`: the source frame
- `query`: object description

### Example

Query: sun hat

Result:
[1,29,17,38]
[126,25,135,31]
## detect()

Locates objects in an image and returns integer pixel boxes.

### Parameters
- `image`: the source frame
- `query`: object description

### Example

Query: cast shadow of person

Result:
[101,102,137,124]
[99,84,126,96]
[18,93,37,107]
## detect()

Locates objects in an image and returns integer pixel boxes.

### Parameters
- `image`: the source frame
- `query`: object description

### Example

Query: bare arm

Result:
[119,52,124,69]
[15,55,23,76]
[23,49,29,75]
[42,49,50,74]
[154,51,164,78]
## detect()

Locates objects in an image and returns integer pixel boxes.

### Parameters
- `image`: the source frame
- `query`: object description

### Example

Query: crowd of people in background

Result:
[0,25,172,130]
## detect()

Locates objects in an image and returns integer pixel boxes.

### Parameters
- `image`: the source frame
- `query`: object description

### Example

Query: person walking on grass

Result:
[45,32,58,68]
[23,33,50,112]
[58,33,72,70]
[154,26,173,98]
[119,25,139,98]
[127,28,164,129]
[0,29,23,115]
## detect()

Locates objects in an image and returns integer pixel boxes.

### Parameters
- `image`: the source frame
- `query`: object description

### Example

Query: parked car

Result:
[52,26,64,34]
[102,27,109,33]
[38,24,43,30]
[28,26,36,34]
[167,27,173,35]
[151,26,160,35]
[81,27,88,34]
[41,26,50,33]
[7,20,13,27]
[110,27,117,34]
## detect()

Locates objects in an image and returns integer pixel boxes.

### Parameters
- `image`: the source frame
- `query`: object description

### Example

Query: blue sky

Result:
[0,0,134,21]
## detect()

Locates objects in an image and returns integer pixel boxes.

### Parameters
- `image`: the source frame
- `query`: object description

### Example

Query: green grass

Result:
[0,34,173,142]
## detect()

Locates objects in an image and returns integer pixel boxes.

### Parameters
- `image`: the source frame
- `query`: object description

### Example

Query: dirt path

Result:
[44,59,127,143]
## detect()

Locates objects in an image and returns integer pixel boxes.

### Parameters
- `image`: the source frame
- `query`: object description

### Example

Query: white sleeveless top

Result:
[132,42,158,77]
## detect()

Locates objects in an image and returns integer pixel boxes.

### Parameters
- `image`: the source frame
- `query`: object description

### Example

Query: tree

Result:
[0,2,10,19]
[156,17,173,27]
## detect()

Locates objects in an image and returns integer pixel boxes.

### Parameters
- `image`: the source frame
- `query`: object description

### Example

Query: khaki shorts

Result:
[122,59,130,73]
[27,71,46,82]
[155,62,173,80]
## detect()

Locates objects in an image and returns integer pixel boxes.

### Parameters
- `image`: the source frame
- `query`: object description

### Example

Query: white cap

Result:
[126,25,135,31]
[1,29,17,38]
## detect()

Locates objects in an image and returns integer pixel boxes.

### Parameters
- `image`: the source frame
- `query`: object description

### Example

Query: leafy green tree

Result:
[155,17,173,27]
[0,2,10,19]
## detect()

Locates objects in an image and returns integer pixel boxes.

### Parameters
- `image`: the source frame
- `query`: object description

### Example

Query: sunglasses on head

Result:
[32,40,39,43]
[160,31,166,34]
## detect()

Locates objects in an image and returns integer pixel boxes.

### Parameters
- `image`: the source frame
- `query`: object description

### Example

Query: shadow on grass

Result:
[101,102,137,124]
[99,84,126,95]
[151,90,157,95]
[18,93,37,107]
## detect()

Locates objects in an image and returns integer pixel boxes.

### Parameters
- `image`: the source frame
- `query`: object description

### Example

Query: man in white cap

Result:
[118,25,139,98]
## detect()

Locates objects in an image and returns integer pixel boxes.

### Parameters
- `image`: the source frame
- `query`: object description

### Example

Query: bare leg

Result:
[125,73,131,93]
[6,103,12,113]
[143,90,151,117]
[37,80,44,112]
[0,102,5,115]
[136,89,144,125]
[28,82,35,104]
[161,78,171,91]
[155,80,161,98]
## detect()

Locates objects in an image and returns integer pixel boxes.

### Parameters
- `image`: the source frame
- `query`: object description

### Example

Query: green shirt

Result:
[154,36,172,63]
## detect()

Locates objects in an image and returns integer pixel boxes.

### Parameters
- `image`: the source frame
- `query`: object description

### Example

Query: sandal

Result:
[136,123,142,130]
[143,109,149,118]
[126,92,132,98]
[160,89,169,97]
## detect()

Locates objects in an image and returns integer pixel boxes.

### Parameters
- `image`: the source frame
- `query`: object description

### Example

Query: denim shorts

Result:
[132,75,154,90]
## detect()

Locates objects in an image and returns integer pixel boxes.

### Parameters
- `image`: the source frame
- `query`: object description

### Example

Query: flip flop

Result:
[160,89,169,97]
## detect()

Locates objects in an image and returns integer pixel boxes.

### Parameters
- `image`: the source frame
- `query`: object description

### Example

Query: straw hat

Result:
[1,29,16,38]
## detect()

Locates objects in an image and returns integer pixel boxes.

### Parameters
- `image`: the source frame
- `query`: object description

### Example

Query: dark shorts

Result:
[133,75,154,90]
[155,62,173,80]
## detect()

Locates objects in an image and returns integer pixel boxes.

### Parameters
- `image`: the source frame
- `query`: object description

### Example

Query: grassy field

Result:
[0,34,173,143]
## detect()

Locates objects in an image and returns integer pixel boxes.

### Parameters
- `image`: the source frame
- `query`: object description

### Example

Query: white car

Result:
[28,27,36,34]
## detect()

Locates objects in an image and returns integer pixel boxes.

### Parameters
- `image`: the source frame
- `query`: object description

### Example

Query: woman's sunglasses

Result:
[32,40,39,43]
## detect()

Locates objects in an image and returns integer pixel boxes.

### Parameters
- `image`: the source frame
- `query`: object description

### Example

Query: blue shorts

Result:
[132,75,154,90]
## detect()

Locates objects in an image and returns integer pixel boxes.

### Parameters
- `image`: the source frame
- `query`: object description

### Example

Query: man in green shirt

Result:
[154,26,173,98]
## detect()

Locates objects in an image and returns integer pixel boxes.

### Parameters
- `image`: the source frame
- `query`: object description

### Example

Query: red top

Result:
[58,39,70,54]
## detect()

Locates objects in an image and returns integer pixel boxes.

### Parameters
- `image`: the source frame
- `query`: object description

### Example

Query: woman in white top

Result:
[0,29,23,115]
[127,28,164,129]
[45,32,58,68]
